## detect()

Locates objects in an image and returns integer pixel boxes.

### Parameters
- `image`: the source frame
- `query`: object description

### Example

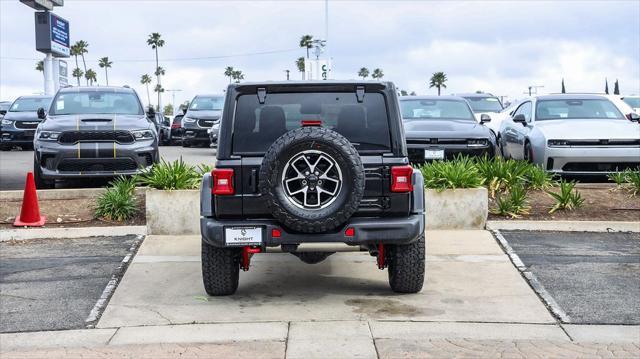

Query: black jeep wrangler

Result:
[199,81,425,295]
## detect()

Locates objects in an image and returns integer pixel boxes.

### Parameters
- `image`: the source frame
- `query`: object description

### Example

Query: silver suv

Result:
[33,86,159,188]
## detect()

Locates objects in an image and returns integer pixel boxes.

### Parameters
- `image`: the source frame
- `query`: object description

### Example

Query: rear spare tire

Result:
[259,127,365,233]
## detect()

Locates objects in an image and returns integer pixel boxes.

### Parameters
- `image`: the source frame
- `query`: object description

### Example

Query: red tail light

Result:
[212,168,234,195]
[390,165,414,193]
[301,120,322,126]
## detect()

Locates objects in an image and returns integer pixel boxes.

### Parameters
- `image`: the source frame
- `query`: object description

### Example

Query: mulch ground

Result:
[488,184,640,221]
[0,196,145,229]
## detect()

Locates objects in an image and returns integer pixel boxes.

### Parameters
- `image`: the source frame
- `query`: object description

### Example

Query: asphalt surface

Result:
[0,145,216,190]
[0,235,139,333]
[500,230,640,325]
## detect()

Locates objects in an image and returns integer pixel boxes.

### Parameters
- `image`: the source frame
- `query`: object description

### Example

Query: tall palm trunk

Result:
[81,54,88,85]
[155,47,160,110]
[104,68,109,86]
[73,55,80,86]
[437,86,441,96]
[146,84,150,107]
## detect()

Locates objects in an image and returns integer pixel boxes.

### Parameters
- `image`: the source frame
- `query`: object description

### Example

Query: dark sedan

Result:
[400,96,497,164]
[182,94,223,147]
[1,95,52,150]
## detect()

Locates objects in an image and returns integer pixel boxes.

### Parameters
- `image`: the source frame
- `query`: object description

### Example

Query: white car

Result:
[456,93,505,134]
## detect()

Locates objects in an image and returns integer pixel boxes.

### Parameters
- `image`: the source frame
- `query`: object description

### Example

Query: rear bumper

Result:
[200,214,425,249]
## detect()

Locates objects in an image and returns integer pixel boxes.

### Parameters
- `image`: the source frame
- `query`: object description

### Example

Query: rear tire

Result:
[524,141,533,163]
[33,156,54,189]
[201,240,241,296]
[387,235,425,293]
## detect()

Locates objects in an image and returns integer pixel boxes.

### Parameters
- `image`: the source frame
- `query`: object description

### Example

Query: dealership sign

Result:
[35,12,70,57]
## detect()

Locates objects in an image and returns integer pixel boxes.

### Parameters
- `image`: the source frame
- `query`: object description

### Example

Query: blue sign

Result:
[49,13,69,56]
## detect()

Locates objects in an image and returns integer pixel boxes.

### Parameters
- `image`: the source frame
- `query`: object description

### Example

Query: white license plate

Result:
[225,226,262,246]
[425,149,445,159]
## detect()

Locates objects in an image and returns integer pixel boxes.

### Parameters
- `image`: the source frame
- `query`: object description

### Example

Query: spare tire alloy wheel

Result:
[282,150,342,209]
[260,127,365,233]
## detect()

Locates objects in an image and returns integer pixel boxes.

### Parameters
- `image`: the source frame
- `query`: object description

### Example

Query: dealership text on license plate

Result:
[425,149,444,159]
[225,227,262,246]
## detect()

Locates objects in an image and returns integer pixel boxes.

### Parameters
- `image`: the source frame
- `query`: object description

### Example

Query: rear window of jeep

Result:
[232,92,391,155]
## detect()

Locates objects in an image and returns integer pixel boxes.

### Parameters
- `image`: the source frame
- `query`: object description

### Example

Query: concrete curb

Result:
[487,220,640,233]
[0,225,147,241]
[0,187,146,201]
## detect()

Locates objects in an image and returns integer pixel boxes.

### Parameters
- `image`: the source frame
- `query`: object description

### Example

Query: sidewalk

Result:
[2,230,638,358]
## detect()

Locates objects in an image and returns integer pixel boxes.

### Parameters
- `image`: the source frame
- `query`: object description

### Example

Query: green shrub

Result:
[546,180,584,214]
[139,158,203,190]
[625,170,640,196]
[524,165,555,190]
[491,184,530,218]
[95,176,138,221]
[607,171,628,187]
[420,156,484,190]
[474,156,536,196]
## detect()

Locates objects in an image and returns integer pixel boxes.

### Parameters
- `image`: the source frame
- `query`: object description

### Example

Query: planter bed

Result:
[488,184,639,221]
[0,194,146,229]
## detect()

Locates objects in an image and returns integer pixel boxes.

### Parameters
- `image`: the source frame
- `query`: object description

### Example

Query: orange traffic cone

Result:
[13,172,46,227]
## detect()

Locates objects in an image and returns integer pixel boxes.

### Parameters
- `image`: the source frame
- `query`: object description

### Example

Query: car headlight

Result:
[39,131,61,141]
[132,130,155,140]
[182,117,196,124]
[467,139,489,147]
[548,139,568,147]
[1,119,12,126]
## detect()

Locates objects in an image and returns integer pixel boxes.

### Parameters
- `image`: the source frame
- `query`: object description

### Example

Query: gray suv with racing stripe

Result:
[33,86,159,188]
[200,81,426,295]
[182,95,223,147]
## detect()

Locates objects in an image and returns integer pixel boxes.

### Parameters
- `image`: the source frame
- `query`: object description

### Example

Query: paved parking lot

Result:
[0,146,216,190]
[0,235,139,333]
[498,230,640,325]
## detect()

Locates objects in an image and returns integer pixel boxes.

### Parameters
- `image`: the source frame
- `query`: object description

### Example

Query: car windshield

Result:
[189,96,223,111]
[400,99,475,121]
[536,99,624,120]
[463,96,503,112]
[50,92,143,115]
[232,91,391,154]
[622,97,640,108]
[9,97,52,112]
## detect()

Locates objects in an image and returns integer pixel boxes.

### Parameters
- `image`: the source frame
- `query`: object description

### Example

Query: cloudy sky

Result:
[1,0,638,109]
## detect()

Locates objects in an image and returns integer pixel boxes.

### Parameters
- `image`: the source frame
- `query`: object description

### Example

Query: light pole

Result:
[284,69,290,80]
[165,89,182,115]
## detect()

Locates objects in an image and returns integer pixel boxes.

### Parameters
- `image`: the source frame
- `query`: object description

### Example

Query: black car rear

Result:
[199,81,426,296]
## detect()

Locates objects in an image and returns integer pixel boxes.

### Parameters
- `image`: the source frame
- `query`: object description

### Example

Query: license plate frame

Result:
[224,226,263,246]
[425,149,445,160]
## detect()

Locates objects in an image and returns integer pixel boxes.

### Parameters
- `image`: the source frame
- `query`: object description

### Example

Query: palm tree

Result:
[147,32,165,110]
[73,40,89,85]
[299,34,313,59]
[372,68,384,79]
[358,67,370,80]
[70,44,82,86]
[561,78,566,94]
[296,57,305,80]
[140,74,152,106]
[73,68,84,85]
[224,66,235,83]
[155,66,165,77]
[429,72,447,96]
[154,84,165,111]
[614,79,620,95]
[410,91,416,96]
[98,57,113,86]
[85,69,97,86]
[231,70,245,83]
[36,60,44,72]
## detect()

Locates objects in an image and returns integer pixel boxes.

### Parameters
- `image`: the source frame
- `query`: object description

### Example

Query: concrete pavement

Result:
[97,230,555,327]
[2,230,638,357]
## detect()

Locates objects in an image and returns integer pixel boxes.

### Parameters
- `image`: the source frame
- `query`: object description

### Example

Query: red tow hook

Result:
[241,246,261,271]
[376,243,386,270]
